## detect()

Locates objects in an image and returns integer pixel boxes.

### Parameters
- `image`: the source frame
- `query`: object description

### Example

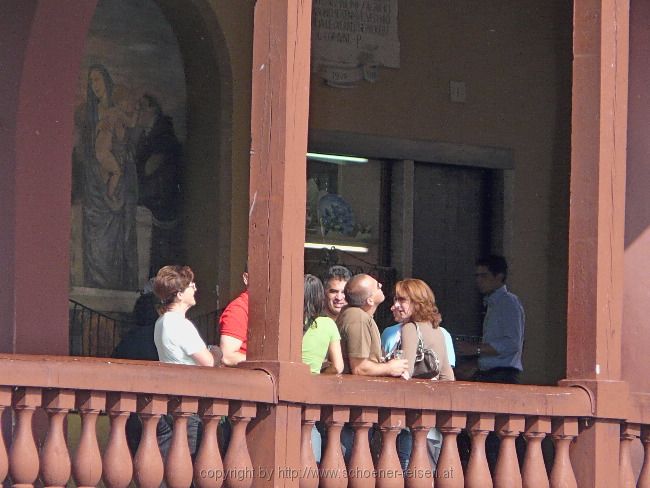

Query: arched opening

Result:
[67,0,235,355]
[0,0,234,355]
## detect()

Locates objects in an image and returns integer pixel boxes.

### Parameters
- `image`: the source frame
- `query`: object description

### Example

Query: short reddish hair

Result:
[153,265,194,311]
[394,278,442,327]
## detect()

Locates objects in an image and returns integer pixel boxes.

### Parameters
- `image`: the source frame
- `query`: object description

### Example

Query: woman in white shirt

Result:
[152,265,219,462]
[153,265,216,366]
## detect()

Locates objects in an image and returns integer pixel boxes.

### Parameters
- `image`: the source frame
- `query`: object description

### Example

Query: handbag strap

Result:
[396,322,426,359]
[414,322,425,348]
[413,322,426,361]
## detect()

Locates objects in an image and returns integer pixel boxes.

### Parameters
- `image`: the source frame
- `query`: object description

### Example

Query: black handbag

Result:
[411,322,441,380]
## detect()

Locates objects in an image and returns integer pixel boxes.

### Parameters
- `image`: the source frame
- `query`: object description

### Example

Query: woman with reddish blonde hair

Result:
[390,278,454,381]
[389,278,454,473]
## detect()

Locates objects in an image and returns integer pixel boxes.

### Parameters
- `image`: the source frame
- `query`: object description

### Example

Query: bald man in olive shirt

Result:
[337,274,408,377]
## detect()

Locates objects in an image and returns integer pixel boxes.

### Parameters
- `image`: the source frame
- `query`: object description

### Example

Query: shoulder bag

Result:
[411,322,441,380]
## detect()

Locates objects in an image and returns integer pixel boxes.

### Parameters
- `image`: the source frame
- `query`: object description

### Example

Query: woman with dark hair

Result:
[301,274,344,375]
[301,274,344,464]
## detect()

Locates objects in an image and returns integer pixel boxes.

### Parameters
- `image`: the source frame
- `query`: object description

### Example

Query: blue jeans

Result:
[340,423,377,464]
[311,424,322,463]
[157,414,202,460]
[341,423,355,464]
[396,427,442,473]
[397,428,412,471]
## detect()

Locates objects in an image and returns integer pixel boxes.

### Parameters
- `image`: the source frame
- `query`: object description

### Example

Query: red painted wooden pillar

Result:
[0,0,97,355]
[564,0,630,486]
[0,0,97,451]
[246,0,313,486]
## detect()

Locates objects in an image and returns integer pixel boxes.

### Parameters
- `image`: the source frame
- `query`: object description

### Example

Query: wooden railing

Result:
[293,376,593,488]
[2,354,650,487]
[0,355,274,488]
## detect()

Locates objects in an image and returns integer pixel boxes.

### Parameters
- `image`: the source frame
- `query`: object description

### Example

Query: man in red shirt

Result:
[219,269,248,366]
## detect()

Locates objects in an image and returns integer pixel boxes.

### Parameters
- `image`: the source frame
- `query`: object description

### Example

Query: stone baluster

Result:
[320,406,349,488]
[436,411,465,488]
[405,410,436,488]
[376,408,405,488]
[549,417,577,488]
[465,413,494,488]
[619,423,639,488]
[0,386,11,484]
[348,407,378,488]
[9,387,41,488]
[522,416,550,488]
[72,391,105,488]
[134,394,167,488]
[40,389,75,488]
[494,414,524,488]
[223,401,256,488]
[195,398,229,488]
[300,405,320,488]
[165,396,199,488]
[638,426,650,488]
[103,392,136,488]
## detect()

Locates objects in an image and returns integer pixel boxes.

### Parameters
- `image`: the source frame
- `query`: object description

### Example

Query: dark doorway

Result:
[412,162,495,338]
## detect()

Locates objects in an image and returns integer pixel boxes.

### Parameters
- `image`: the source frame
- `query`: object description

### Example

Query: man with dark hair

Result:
[322,265,352,320]
[458,254,525,384]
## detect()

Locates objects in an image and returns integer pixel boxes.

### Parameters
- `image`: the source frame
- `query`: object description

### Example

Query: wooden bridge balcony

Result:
[1,354,648,487]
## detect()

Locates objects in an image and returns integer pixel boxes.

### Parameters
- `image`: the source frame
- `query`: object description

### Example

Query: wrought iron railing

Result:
[69,298,223,358]
[69,299,131,357]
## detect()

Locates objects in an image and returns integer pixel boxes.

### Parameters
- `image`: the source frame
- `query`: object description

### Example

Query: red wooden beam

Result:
[246,0,313,485]
[566,0,630,486]
[247,0,311,365]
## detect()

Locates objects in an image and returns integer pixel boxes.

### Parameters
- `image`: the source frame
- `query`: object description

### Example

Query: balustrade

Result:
[4,355,650,487]
[320,406,349,488]
[0,355,271,488]
[103,392,135,488]
[521,416,550,488]
[639,426,650,488]
[465,413,493,488]
[41,389,74,488]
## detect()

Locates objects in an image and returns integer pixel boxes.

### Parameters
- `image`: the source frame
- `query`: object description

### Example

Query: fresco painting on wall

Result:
[71,0,187,292]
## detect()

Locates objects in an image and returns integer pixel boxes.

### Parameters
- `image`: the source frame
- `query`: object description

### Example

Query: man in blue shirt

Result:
[458,254,525,384]
[456,255,526,472]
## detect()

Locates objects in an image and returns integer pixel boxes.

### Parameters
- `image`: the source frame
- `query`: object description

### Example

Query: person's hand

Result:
[387,358,409,377]
[208,345,223,366]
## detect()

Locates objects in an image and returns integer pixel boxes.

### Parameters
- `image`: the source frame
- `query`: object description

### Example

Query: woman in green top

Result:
[302,274,344,464]
[302,274,344,374]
